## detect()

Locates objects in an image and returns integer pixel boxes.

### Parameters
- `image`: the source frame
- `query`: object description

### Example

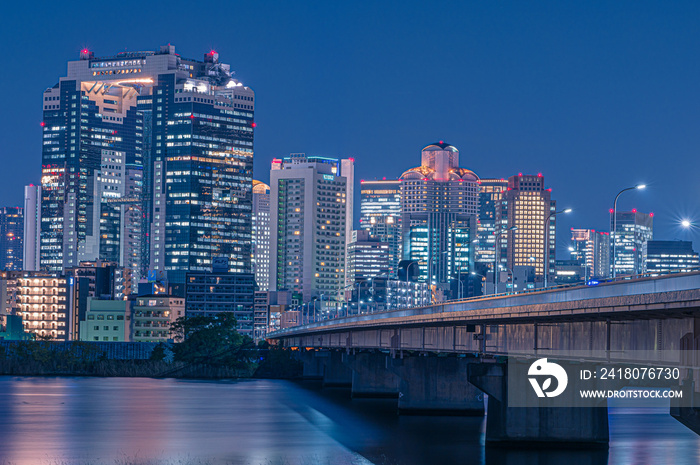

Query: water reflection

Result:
[0,377,697,465]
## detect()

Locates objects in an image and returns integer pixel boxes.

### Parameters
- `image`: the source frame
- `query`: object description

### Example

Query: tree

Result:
[170,313,256,368]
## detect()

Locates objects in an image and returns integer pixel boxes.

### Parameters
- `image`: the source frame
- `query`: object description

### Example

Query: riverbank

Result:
[0,340,302,379]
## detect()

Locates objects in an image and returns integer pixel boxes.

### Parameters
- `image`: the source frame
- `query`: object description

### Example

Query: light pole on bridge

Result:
[611,184,646,279]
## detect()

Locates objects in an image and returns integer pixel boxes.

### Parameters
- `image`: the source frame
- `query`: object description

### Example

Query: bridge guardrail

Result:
[268,270,700,338]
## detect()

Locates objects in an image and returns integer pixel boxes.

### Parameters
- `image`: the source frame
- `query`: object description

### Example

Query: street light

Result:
[612,184,646,278]
[544,208,572,288]
[682,219,692,228]
[493,226,517,294]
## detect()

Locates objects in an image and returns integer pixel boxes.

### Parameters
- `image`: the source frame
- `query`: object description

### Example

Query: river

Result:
[0,377,697,465]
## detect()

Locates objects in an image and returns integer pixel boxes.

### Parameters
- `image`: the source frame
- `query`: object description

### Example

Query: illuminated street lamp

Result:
[612,184,646,278]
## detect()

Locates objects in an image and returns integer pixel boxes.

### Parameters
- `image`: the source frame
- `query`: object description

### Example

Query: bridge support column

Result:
[298,349,325,379]
[345,352,399,398]
[390,355,484,415]
[321,351,352,387]
[468,362,609,447]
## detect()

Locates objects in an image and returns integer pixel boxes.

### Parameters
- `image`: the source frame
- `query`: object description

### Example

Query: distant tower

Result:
[400,142,478,296]
[610,210,653,276]
[0,207,23,271]
[497,174,556,281]
[570,229,610,279]
[476,178,508,271]
[252,181,271,291]
[23,185,41,271]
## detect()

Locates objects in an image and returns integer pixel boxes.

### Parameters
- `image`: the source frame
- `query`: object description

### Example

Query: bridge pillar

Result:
[345,352,399,398]
[389,355,484,415]
[468,362,609,447]
[298,349,325,379]
[321,351,352,387]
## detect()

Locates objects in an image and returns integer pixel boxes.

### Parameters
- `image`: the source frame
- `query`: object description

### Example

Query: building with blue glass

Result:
[40,44,255,282]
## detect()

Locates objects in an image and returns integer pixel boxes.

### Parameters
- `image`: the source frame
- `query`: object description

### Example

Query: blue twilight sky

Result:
[1,1,699,256]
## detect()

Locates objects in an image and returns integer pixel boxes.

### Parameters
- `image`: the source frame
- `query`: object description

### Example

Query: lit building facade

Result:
[400,142,478,296]
[497,174,556,281]
[360,179,402,278]
[476,178,508,271]
[16,272,69,341]
[643,240,699,274]
[0,207,23,271]
[359,179,401,228]
[184,271,255,337]
[252,181,271,291]
[347,230,391,282]
[269,154,350,304]
[40,44,255,281]
[570,229,611,279]
[610,210,653,276]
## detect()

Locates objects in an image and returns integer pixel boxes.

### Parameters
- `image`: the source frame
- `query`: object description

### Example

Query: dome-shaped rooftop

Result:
[422,141,458,152]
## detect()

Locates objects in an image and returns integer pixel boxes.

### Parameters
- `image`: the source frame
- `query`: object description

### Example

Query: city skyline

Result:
[2,2,700,252]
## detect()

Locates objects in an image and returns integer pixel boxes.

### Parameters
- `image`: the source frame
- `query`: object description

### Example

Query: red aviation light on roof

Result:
[609,209,614,213]
[537,173,543,177]
[439,140,444,144]
[632,208,637,213]
[251,122,257,128]
[518,173,523,176]
[40,122,45,127]
[349,157,355,162]
[649,212,654,217]
[382,177,386,180]
[546,188,552,192]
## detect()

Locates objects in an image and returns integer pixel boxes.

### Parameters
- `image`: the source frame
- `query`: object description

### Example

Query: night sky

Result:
[2,1,700,256]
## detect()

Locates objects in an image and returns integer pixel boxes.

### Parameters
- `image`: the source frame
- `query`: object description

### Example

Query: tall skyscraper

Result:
[497,174,556,281]
[252,181,271,291]
[476,178,508,270]
[400,142,478,296]
[570,229,610,279]
[23,185,41,271]
[269,154,349,305]
[0,207,23,271]
[610,210,653,276]
[40,45,254,280]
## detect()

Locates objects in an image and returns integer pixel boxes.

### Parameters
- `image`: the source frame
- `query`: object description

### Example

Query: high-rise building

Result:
[252,181,271,291]
[40,45,254,281]
[570,229,611,280]
[359,179,401,228]
[400,142,478,297]
[0,207,23,271]
[360,179,402,278]
[269,154,349,305]
[23,185,41,271]
[610,210,653,276]
[497,174,556,281]
[347,230,391,282]
[476,178,508,271]
[643,240,698,274]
